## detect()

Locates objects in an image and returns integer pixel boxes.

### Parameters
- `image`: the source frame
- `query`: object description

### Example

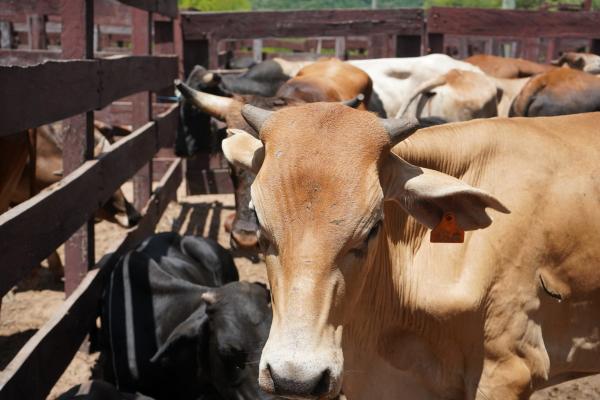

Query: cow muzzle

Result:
[230,219,259,249]
[258,336,343,399]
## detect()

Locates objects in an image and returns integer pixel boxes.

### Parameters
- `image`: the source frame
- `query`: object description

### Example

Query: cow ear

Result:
[382,154,510,231]
[222,129,265,174]
[150,308,208,369]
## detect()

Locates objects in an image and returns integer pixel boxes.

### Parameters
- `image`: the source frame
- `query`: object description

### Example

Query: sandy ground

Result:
[0,182,598,399]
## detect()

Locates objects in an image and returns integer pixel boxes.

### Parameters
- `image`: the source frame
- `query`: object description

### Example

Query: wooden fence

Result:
[0,0,181,398]
[427,7,600,62]
[0,7,599,395]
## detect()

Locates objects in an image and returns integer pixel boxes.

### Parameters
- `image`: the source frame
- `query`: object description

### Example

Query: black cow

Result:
[57,380,154,400]
[102,232,274,400]
[176,59,313,157]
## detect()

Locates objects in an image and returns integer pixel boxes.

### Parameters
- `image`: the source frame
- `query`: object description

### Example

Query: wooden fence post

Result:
[252,39,263,63]
[0,21,14,49]
[208,36,219,69]
[173,16,184,78]
[61,0,94,296]
[28,14,47,49]
[335,37,346,59]
[132,8,153,211]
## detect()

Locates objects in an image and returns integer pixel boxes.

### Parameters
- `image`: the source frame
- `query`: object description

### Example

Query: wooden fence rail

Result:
[0,103,178,298]
[0,158,182,400]
[0,1,180,399]
[0,55,177,136]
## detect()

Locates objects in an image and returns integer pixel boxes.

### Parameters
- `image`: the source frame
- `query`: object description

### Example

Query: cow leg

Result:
[47,250,64,282]
[477,356,534,400]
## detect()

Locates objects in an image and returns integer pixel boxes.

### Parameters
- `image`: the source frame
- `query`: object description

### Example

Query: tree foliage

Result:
[178,0,251,11]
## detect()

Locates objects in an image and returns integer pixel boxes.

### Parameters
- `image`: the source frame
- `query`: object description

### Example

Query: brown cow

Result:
[465,54,555,78]
[511,68,600,117]
[0,132,29,213]
[5,122,140,280]
[223,105,600,399]
[10,122,140,228]
[177,58,372,249]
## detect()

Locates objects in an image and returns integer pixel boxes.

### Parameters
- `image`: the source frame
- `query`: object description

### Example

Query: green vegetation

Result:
[178,0,251,11]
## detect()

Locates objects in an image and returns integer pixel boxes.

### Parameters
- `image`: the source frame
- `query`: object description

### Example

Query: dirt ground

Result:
[0,183,598,399]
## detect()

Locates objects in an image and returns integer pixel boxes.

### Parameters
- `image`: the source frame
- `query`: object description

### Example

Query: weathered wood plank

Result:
[98,56,178,106]
[0,55,177,136]
[0,159,182,400]
[180,9,424,40]
[94,101,173,127]
[132,7,153,211]
[27,14,46,49]
[427,7,600,38]
[117,0,178,18]
[0,49,61,66]
[61,0,96,295]
[0,268,102,400]
[0,112,176,297]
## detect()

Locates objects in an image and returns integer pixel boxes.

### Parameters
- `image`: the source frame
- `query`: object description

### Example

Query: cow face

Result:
[203,282,275,400]
[176,80,365,251]
[176,80,301,250]
[153,281,275,400]
[223,103,509,399]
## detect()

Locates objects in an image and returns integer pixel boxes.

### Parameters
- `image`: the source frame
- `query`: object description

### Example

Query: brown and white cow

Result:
[465,54,555,78]
[551,52,600,75]
[177,58,372,249]
[396,69,500,121]
[224,103,600,400]
[511,68,600,117]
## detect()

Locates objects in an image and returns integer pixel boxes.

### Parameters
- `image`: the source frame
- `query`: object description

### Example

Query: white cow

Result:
[349,54,486,118]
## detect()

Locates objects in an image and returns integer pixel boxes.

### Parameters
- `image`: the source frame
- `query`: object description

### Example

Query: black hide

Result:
[101,232,274,400]
[56,380,154,400]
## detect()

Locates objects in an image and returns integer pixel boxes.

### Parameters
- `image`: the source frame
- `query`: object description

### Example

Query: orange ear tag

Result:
[430,212,464,243]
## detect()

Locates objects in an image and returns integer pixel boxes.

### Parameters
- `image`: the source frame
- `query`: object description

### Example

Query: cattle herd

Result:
[2,50,600,400]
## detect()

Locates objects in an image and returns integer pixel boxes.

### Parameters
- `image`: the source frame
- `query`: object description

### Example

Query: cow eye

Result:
[350,221,381,258]
[366,221,381,242]
[224,347,247,370]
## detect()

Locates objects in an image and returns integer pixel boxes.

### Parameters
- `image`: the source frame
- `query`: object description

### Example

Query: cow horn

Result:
[241,104,274,132]
[380,117,420,144]
[175,79,234,121]
[342,93,365,108]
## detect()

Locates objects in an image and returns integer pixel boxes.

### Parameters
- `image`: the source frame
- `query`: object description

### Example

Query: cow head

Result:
[152,281,275,400]
[222,103,509,399]
[176,81,364,251]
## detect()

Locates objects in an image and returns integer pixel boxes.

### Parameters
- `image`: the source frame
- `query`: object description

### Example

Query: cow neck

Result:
[345,123,503,351]
[345,201,445,353]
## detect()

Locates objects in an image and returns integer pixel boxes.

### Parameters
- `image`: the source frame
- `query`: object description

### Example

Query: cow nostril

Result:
[311,369,331,397]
